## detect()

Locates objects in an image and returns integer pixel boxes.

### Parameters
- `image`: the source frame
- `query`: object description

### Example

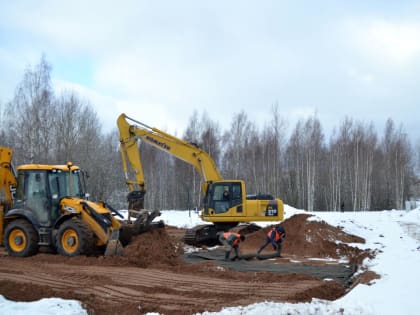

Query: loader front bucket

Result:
[104,229,124,256]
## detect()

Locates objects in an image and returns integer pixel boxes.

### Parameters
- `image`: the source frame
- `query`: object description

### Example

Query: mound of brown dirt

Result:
[124,227,184,267]
[241,214,371,264]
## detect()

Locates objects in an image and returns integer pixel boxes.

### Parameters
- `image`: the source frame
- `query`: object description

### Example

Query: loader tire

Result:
[56,219,95,256]
[4,219,39,257]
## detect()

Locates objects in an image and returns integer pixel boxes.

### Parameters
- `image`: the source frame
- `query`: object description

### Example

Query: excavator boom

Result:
[117,113,222,187]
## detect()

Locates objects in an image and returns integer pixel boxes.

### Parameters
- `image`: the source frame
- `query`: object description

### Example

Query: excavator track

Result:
[184,224,219,247]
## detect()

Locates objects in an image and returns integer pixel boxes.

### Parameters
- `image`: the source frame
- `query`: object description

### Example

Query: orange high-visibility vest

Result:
[223,232,241,246]
[267,228,284,242]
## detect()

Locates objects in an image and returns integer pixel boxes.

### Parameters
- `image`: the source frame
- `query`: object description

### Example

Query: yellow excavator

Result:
[117,113,284,245]
[0,146,159,257]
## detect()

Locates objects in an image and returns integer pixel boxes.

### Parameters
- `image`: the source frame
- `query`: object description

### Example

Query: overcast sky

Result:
[1,1,420,143]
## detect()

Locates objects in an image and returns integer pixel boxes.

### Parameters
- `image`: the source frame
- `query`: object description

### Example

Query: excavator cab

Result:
[203,181,244,216]
[185,180,284,246]
[202,179,283,224]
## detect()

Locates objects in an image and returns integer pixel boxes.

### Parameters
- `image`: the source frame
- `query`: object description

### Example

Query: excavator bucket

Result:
[104,229,124,256]
[131,209,162,233]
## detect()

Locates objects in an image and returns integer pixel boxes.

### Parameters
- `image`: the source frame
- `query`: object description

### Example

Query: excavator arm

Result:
[117,113,223,202]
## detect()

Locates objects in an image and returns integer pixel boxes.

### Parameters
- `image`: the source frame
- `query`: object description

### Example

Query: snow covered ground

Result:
[1,206,419,315]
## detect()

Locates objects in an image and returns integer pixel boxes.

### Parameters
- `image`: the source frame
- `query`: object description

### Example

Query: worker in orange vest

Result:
[217,231,246,261]
[257,225,286,257]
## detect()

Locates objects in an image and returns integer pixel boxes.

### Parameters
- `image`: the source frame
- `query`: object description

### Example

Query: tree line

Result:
[1,57,419,211]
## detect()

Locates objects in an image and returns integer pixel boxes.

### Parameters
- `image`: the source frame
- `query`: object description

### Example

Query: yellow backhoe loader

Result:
[117,113,284,246]
[0,146,160,257]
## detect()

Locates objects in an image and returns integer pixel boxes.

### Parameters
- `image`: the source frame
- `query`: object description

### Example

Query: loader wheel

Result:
[4,219,39,257]
[56,219,95,256]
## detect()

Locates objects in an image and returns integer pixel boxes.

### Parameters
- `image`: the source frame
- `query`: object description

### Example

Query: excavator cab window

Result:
[213,185,230,213]
[230,183,242,206]
[206,182,243,214]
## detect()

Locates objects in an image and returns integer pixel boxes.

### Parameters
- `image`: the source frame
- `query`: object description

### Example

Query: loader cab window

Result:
[24,171,51,225]
[48,169,83,200]
[15,172,26,202]
[48,169,84,222]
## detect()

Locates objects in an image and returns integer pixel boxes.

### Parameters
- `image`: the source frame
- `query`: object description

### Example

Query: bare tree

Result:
[6,55,55,165]
[284,116,324,211]
[327,129,343,211]
[221,111,256,180]
[414,138,420,203]
[0,101,9,146]
[256,104,287,198]
[326,118,377,211]
[63,100,104,201]
[285,120,304,208]
[416,139,420,175]
[304,116,323,211]
[328,118,353,211]
[381,119,412,209]
[100,129,126,208]
[181,110,201,209]
[348,122,376,210]
[53,92,85,162]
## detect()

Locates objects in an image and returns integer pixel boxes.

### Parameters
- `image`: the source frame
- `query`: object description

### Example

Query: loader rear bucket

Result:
[104,229,124,256]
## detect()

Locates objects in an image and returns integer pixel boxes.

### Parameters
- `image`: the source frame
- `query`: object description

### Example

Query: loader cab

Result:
[203,181,244,215]
[14,165,85,226]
